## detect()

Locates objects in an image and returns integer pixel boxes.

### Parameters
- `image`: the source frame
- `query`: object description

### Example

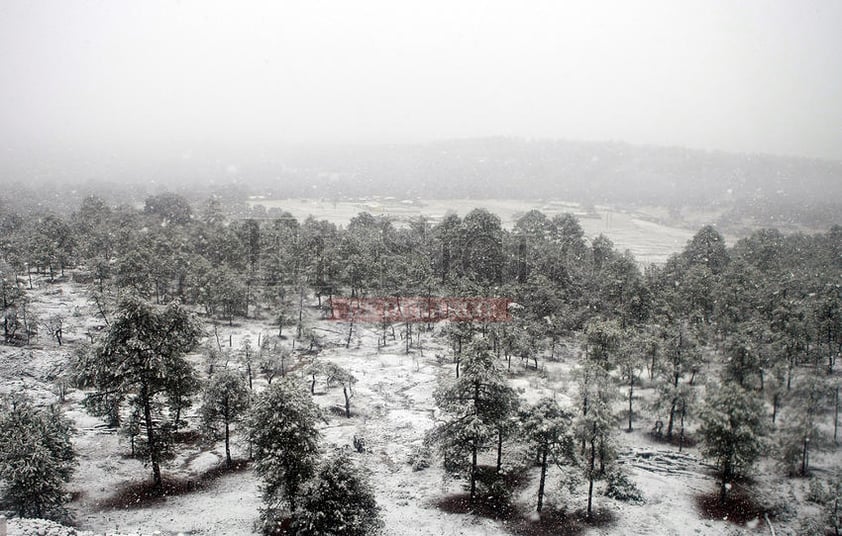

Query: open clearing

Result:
[249,198,700,265]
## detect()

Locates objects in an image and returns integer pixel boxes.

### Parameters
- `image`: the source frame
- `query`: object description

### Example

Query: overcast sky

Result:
[1,0,841,161]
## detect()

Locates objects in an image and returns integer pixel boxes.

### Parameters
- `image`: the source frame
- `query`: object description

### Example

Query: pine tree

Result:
[616,330,646,432]
[777,374,830,476]
[574,360,618,519]
[429,338,517,503]
[652,321,701,440]
[0,394,76,521]
[698,383,768,503]
[201,368,251,467]
[304,361,358,418]
[521,397,576,512]
[291,453,382,536]
[248,377,322,529]
[81,294,203,492]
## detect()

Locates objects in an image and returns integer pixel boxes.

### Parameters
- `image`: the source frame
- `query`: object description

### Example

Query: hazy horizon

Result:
[2,0,842,173]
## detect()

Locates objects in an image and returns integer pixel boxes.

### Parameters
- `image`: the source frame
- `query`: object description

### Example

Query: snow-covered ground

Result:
[1,276,835,535]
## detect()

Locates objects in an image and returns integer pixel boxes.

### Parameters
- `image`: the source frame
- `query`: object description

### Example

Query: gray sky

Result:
[1,0,841,161]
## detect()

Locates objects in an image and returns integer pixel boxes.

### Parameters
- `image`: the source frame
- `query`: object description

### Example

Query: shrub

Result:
[408,443,432,471]
[603,468,644,503]
[291,453,382,536]
[0,394,76,521]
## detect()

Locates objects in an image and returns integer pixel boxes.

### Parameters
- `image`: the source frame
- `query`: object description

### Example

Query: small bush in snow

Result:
[291,453,382,536]
[408,443,432,471]
[0,394,76,521]
[603,468,644,504]
[806,477,830,504]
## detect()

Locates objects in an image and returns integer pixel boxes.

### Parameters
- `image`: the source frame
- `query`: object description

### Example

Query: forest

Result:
[0,192,841,536]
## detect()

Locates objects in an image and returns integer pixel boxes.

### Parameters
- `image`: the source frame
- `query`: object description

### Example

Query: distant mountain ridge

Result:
[265,138,842,207]
[2,137,840,229]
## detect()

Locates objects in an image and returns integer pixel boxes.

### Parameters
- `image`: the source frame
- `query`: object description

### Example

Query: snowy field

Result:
[249,198,698,265]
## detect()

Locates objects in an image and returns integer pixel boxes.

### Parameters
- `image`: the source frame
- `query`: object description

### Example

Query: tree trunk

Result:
[628,378,634,432]
[225,419,232,468]
[496,428,503,472]
[667,398,676,439]
[649,351,656,380]
[678,403,686,453]
[142,387,162,492]
[537,446,548,512]
[835,385,839,444]
[346,316,354,348]
[245,279,251,319]
[719,462,731,504]
[297,285,304,339]
[801,437,810,476]
[587,426,596,519]
[343,385,351,418]
[787,355,794,391]
[470,444,478,503]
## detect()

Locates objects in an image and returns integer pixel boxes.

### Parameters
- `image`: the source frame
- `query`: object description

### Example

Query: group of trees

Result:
[243,377,381,535]
[73,295,378,534]
[0,191,840,532]
[428,324,621,518]
[422,218,841,519]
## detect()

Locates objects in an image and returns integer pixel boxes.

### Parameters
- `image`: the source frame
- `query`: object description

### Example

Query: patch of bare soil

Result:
[97,459,251,510]
[509,507,616,536]
[695,487,766,526]
[434,463,616,536]
[434,464,529,519]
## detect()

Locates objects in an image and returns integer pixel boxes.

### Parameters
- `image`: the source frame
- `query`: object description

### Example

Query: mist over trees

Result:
[2,138,841,230]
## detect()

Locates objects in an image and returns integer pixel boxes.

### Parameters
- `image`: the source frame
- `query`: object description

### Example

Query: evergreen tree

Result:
[698,383,768,503]
[721,323,768,390]
[81,294,203,492]
[616,330,646,432]
[574,360,618,519]
[0,260,25,344]
[0,394,76,520]
[521,397,576,512]
[653,321,701,440]
[201,369,251,467]
[777,374,831,476]
[429,338,516,503]
[248,377,322,527]
[291,453,382,536]
[258,336,290,384]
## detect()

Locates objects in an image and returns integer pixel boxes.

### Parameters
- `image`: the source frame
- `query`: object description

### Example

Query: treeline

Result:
[1,192,840,343]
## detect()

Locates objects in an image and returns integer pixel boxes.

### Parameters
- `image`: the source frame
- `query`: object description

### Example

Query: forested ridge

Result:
[0,192,840,535]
